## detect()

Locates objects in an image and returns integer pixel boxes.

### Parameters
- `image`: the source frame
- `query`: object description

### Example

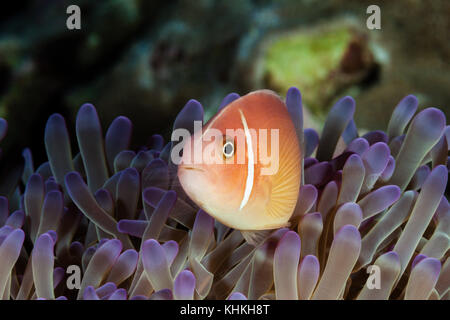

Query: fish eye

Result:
[222,140,235,158]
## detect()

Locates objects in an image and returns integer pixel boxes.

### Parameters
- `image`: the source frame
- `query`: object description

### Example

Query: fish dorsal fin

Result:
[247,89,284,102]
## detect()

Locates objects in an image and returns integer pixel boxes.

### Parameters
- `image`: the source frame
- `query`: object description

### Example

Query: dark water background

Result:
[0,0,448,168]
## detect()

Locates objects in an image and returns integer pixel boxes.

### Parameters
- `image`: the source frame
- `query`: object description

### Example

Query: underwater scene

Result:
[0,0,448,303]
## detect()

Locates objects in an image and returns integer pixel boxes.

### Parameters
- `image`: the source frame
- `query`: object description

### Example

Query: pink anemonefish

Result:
[178,90,301,240]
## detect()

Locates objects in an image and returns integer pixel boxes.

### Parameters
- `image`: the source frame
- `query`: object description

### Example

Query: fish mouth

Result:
[179,165,204,172]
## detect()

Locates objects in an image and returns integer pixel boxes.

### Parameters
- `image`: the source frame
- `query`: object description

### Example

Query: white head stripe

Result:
[238,109,254,210]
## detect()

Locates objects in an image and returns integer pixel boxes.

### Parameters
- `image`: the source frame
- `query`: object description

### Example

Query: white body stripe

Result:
[238,109,254,210]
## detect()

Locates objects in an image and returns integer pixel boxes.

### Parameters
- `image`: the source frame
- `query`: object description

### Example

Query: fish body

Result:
[178,90,301,231]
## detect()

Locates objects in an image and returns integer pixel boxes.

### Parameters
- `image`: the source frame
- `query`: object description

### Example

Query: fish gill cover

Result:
[0,87,448,300]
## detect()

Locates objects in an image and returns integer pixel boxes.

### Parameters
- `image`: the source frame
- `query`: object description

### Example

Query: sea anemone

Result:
[0,87,448,300]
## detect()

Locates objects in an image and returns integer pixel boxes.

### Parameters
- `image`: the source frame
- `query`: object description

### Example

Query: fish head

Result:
[178,106,249,217]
